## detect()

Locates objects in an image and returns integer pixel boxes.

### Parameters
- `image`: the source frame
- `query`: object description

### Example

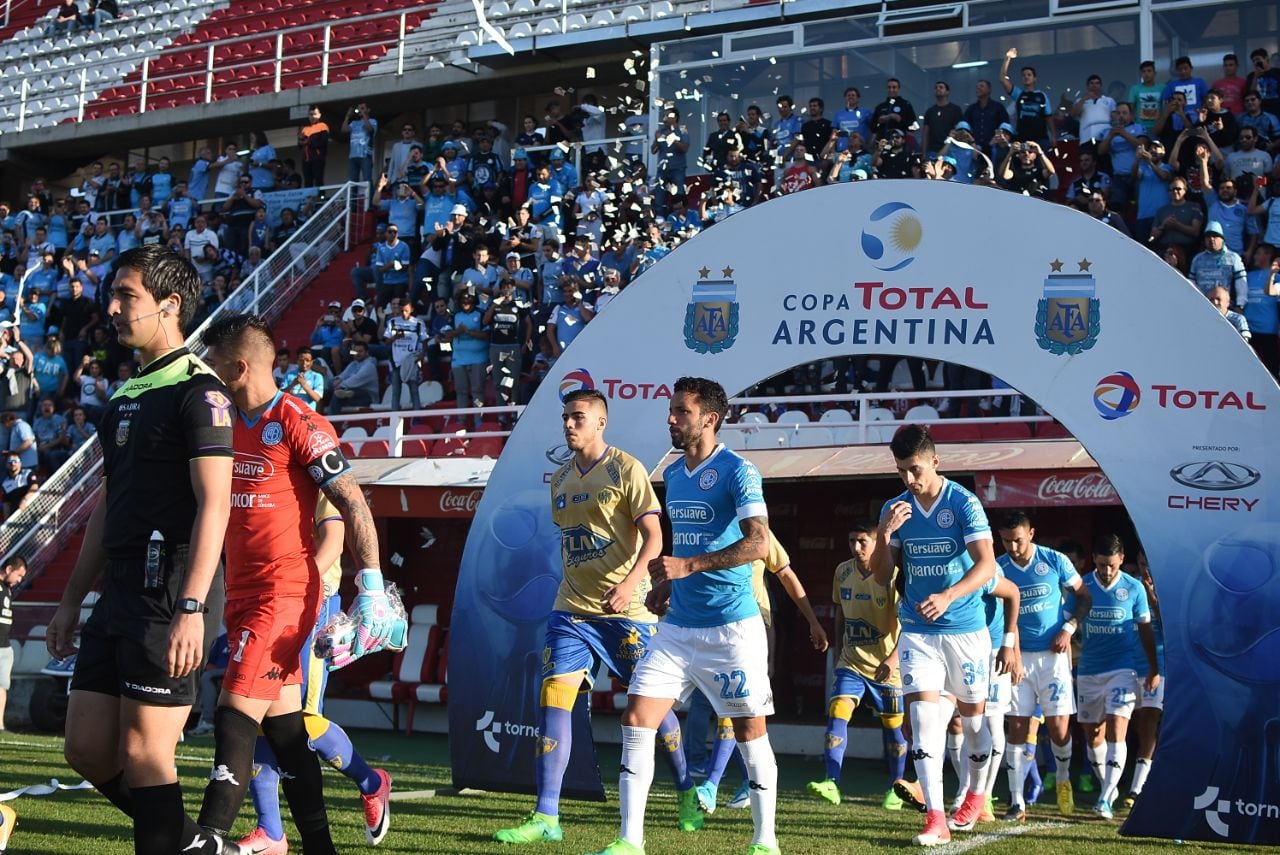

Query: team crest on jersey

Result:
[261,421,284,446]
[597,489,616,505]
[1035,263,1100,355]
[684,271,739,354]
[1115,586,1130,601]
[116,418,130,446]
[936,508,955,528]
[1034,561,1051,576]
[699,469,719,490]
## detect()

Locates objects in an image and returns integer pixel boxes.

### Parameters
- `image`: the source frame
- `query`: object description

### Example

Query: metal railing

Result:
[0,3,441,131]
[0,181,367,577]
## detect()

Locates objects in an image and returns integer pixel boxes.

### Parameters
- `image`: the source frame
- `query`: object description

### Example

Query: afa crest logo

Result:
[1036,260,1100,355]
[684,267,739,354]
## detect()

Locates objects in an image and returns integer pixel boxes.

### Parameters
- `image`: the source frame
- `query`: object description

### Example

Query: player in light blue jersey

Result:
[995,511,1091,821]
[585,377,778,855]
[1076,534,1159,821]
[975,561,1024,823]
[1124,547,1164,809]
[873,425,1003,846]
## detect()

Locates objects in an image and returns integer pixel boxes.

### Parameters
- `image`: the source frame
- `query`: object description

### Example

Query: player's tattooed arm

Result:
[321,471,380,569]
[648,515,769,582]
[692,515,769,573]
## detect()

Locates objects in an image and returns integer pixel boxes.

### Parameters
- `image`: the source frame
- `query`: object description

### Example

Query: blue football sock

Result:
[824,716,849,782]
[884,726,908,783]
[1026,748,1043,790]
[533,704,573,817]
[305,715,381,795]
[707,719,738,787]
[248,737,286,841]
[657,710,693,790]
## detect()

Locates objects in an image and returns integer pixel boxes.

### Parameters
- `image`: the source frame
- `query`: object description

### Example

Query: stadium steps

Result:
[269,241,373,352]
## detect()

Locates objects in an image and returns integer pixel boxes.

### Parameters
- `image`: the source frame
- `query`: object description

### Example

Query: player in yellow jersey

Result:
[240,495,392,853]
[693,532,829,813]
[806,521,907,809]
[496,388,700,845]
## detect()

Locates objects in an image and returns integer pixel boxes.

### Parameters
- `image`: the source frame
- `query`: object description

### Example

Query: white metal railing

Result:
[0,3,440,132]
[521,135,646,184]
[327,404,522,456]
[0,182,367,577]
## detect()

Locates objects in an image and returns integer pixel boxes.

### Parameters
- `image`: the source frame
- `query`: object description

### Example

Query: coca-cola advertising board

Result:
[978,470,1120,507]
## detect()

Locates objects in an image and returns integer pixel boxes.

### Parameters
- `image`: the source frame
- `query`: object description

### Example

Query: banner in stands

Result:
[260,187,319,228]
[978,469,1120,507]
[448,181,1280,844]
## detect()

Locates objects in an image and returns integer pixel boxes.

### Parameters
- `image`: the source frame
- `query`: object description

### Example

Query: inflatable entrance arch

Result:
[448,181,1280,845]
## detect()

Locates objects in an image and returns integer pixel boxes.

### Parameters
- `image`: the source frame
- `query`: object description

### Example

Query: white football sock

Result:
[962,714,992,795]
[946,729,964,785]
[1007,743,1027,808]
[1086,740,1106,780]
[737,734,778,847]
[1130,758,1152,795]
[910,701,946,813]
[983,712,1005,798]
[1101,741,1127,805]
[619,726,656,846]
[1053,736,1073,782]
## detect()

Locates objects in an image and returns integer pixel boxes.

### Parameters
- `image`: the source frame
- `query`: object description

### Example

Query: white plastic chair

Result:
[776,410,809,426]
[904,404,940,423]
[791,426,834,448]
[819,408,853,423]
[340,425,369,454]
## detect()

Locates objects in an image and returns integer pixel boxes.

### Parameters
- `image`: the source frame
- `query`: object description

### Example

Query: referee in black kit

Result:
[46,245,237,854]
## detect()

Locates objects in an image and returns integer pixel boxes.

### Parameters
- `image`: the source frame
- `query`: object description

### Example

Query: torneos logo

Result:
[1193,785,1280,837]
[474,710,539,753]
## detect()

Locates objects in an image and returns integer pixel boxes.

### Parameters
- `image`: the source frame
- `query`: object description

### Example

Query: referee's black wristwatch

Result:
[176,598,208,614]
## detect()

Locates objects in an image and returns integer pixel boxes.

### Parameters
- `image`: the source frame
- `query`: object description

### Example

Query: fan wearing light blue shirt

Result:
[872,424,1001,844]
[994,511,1090,820]
[1075,533,1159,821]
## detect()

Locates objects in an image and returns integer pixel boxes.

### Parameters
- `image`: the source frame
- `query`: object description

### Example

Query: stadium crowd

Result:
[1,47,1279,484]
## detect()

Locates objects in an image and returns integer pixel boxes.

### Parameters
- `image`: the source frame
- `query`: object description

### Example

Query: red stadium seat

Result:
[928,422,983,443]
[400,438,431,457]
[979,421,1034,441]
[1036,421,1073,439]
[366,605,445,733]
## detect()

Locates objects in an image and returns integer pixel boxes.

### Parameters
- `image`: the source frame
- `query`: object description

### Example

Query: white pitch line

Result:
[933,821,1067,852]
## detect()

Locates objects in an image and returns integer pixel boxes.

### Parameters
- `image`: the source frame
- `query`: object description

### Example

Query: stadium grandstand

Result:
[0,0,1272,787]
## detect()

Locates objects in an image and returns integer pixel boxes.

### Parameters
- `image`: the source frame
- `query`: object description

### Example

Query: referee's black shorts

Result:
[70,554,197,705]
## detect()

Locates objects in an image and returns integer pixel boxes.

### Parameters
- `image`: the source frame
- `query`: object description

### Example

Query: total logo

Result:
[474,710,539,753]
[1094,372,1268,420]
[557,368,673,402]
[1194,785,1280,837]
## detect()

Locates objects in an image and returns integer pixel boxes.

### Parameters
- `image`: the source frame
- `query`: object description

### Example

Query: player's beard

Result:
[669,426,694,449]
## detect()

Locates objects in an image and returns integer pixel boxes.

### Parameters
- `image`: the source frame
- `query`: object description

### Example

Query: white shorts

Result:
[628,616,774,718]
[1136,674,1165,710]
[1076,669,1137,723]
[898,629,991,705]
[986,649,1011,715]
[0,644,11,691]
[1012,649,1076,718]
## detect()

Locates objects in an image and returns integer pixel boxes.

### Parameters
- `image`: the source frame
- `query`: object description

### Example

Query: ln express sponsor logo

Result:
[474,710,539,754]
[772,282,994,348]
[1194,785,1280,837]
[439,489,483,514]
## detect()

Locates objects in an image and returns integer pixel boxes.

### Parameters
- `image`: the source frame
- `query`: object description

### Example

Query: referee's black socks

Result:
[197,705,259,835]
[262,709,336,855]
